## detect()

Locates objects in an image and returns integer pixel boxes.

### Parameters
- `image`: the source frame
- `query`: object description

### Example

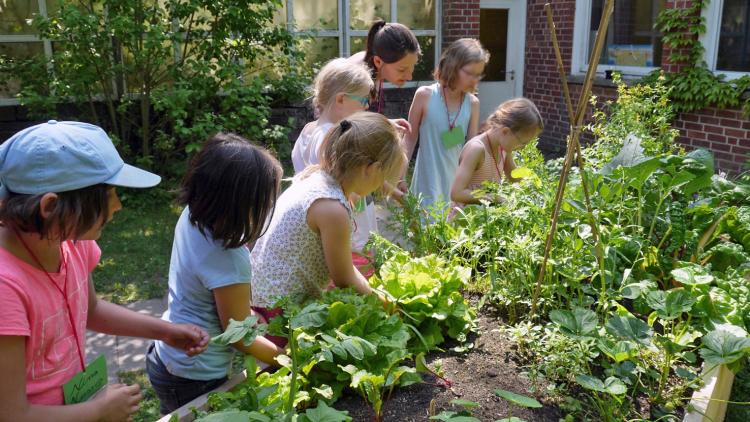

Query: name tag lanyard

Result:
[13,228,86,370]
[442,87,465,132]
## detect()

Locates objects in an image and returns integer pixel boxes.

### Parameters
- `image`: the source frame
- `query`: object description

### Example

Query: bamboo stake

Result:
[543,3,607,299]
[530,0,615,317]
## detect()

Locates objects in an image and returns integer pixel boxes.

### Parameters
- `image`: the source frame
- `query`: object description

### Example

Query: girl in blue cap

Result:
[0,121,209,421]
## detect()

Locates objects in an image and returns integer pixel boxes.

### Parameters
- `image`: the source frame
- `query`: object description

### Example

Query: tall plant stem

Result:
[531,0,615,317]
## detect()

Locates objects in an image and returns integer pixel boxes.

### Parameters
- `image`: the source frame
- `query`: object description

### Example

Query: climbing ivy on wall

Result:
[648,0,750,115]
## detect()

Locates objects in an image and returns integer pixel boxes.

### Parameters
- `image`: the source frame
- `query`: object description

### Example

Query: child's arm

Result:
[213,283,285,365]
[450,143,486,205]
[400,87,430,181]
[86,279,209,356]
[0,336,141,422]
[308,199,374,296]
[467,95,480,139]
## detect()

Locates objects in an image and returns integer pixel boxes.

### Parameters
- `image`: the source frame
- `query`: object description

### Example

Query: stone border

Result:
[684,364,735,422]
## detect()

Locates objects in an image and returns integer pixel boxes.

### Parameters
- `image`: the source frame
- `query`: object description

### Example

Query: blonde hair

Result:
[486,97,544,133]
[434,38,490,90]
[319,112,405,184]
[313,58,374,112]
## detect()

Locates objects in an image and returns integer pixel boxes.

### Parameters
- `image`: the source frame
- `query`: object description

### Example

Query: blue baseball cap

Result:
[0,120,161,199]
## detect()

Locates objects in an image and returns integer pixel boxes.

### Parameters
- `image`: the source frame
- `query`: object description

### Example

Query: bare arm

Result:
[400,87,430,180]
[467,95,480,140]
[213,284,284,365]
[87,279,208,356]
[0,336,141,422]
[450,143,485,205]
[307,199,373,296]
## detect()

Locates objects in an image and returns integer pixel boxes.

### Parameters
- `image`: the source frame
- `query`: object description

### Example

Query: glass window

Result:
[412,35,435,81]
[293,0,338,31]
[716,0,750,72]
[588,0,664,67]
[0,42,44,97]
[300,36,339,68]
[398,0,435,30]
[480,8,508,82]
[349,0,389,30]
[0,0,40,35]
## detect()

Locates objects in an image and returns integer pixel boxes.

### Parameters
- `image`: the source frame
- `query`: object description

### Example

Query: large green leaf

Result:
[211,315,266,347]
[645,289,695,320]
[494,389,542,408]
[549,307,598,339]
[575,375,627,395]
[605,315,653,346]
[671,264,714,286]
[299,401,352,422]
[700,329,750,366]
[291,303,329,330]
[597,338,639,363]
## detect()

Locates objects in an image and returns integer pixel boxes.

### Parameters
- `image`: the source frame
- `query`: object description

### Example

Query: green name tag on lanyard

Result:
[441,125,465,149]
[63,355,108,404]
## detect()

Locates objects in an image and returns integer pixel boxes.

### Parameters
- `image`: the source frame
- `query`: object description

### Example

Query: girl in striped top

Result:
[450,98,544,205]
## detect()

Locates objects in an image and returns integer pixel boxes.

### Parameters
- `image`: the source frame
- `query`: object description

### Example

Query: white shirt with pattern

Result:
[250,170,352,307]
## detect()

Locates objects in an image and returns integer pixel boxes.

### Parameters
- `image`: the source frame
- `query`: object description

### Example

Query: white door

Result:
[478,0,526,121]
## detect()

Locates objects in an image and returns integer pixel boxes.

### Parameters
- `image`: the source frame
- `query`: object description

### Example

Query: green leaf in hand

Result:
[211,315,266,347]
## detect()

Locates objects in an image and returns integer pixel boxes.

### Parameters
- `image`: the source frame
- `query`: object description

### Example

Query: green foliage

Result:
[651,0,750,115]
[370,251,476,352]
[211,316,266,347]
[1,0,310,175]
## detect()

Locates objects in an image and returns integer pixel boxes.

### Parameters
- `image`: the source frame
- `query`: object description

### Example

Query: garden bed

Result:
[333,311,562,421]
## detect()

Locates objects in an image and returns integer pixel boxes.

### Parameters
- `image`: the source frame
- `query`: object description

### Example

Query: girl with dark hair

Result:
[350,19,421,133]
[146,133,285,414]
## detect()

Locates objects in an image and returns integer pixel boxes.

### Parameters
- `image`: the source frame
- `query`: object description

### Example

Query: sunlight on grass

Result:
[94,191,181,304]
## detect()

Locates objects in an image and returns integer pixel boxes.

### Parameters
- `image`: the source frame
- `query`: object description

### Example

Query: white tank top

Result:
[250,170,351,307]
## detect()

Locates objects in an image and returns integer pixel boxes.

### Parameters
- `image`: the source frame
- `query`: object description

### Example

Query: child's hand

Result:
[389,118,412,136]
[163,323,210,356]
[94,383,141,422]
[396,180,409,195]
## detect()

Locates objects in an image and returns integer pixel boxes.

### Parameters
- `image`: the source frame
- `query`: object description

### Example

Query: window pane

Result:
[0,42,44,97]
[480,8,507,82]
[588,0,664,67]
[300,36,339,68]
[0,0,40,34]
[398,0,435,30]
[413,35,435,81]
[293,0,338,31]
[717,0,750,72]
[350,0,389,30]
[350,35,366,55]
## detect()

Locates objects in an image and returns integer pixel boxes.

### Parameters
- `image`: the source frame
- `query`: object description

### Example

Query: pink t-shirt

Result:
[0,240,100,405]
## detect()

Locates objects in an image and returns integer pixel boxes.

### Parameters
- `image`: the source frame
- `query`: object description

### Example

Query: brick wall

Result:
[522,0,750,173]
[442,0,480,49]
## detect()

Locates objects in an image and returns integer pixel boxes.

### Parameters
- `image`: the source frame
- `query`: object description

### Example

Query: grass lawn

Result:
[94,188,181,304]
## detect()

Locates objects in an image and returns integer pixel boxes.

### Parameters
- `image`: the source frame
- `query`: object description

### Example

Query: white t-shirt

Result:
[291,120,377,253]
[291,121,334,174]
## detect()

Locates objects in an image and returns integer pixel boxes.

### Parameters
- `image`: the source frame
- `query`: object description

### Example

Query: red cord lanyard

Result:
[13,229,86,370]
[442,87,465,130]
[485,133,504,180]
[376,79,385,114]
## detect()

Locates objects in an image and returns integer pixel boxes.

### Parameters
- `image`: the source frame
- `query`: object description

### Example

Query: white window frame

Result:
[572,0,662,77]
[700,0,750,81]
[0,0,52,105]
[285,0,441,88]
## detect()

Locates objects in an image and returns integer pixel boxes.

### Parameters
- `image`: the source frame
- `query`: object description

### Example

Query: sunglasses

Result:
[345,93,370,108]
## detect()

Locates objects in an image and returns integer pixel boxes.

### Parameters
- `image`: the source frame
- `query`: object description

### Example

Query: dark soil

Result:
[333,310,563,422]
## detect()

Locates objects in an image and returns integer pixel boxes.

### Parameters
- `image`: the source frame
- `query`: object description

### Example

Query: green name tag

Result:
[63,355,107,404]
[441,125,465,149]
